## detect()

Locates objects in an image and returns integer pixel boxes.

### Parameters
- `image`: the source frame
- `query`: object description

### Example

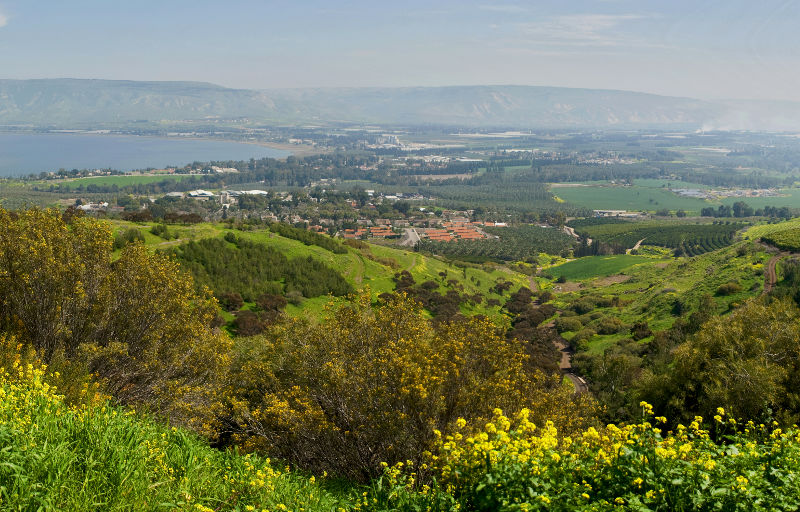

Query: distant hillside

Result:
[0,78,796,130]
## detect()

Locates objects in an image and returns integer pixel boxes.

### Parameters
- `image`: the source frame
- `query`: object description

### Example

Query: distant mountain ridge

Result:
[0,79,797,130]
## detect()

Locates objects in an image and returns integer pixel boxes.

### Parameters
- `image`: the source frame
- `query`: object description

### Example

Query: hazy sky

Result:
[1,0,800,101]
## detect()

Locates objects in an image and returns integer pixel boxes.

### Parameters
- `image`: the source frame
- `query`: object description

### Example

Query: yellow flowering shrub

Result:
[0,208,231,436]
[227,293,596,481]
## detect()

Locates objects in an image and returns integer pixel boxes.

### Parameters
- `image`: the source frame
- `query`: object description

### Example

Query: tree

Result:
[226,294,595,480]
[0,208,230,436]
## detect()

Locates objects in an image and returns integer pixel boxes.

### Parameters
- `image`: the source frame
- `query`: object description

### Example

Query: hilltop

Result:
[4,78,800,130]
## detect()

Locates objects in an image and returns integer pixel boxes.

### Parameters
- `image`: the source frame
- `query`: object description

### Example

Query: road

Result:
[626,238,646,254]
[398,228,420,247]
[763,252,788,294]
[545,319,589,394]
[563,225,591,246]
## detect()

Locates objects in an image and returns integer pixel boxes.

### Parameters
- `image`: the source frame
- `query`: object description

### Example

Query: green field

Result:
[53,174,191,189]
[549,255,655,280]
[551,182,710,213]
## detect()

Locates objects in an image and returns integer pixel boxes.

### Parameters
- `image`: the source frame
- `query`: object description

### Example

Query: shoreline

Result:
[0,131,323,177]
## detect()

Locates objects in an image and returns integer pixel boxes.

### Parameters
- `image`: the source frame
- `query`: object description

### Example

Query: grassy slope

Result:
[0,364,351,511]
[110,220,530,321]
[546,241,768,354]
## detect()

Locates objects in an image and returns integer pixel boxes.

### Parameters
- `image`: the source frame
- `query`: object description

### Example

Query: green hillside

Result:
[109,220,531,320]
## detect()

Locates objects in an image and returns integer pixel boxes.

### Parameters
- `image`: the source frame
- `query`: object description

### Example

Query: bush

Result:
[112,227,144,249]
[218,291,244,312]
[555,317,582,333]
[571,299,595,315]
[226,294,594,481]
[373,407,800,511]
[0,208,230,436]
[717,281,743,296]
[285,290,304,305]
[571,328,596,348]
[595,316,625,335]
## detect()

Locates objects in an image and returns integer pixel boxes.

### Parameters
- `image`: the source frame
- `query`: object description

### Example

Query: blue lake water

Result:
[0,133,291,176]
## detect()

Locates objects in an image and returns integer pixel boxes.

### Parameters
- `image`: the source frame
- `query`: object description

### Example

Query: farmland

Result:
[108,219,531,321]
[417,224,575,263]
[43,174,191,189]
[568,218,745,256]
[551,182,710,213]
[548,254,655,281]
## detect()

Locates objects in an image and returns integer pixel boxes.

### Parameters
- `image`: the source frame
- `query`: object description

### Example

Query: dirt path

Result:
[156,238,186,247]
[564,225,592,246]
[626,238,646,254]
[544,319,589,394]
[528,275,539,293]
[404,254,417,273]
[763,252,788,294]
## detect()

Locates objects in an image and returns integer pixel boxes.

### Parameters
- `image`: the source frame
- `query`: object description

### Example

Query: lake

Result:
[0,133,291,176]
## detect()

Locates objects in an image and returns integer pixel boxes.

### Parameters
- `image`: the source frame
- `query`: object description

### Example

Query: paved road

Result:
[398,228,420,247]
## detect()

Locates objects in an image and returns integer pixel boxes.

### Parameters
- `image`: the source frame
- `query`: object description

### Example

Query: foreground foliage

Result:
[0,353,346,512]
[0,208,230,435]
[225,293,595,481]
[373,405,800,511]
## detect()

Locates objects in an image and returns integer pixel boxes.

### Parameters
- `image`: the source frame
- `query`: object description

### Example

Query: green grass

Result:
[549,255,655,281]
[0,364,352,511]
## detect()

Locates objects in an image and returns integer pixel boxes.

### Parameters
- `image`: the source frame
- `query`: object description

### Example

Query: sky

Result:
[1,0,800,101]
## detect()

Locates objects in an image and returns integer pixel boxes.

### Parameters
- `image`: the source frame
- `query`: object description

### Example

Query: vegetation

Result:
[762,227,800,251]
[373,405,800,511]
[0,208,229,434]
[417,225,574,263]
[0,354,346,511]
[164,234,352,302]
[568,219,743,256]
[224,294,594,481]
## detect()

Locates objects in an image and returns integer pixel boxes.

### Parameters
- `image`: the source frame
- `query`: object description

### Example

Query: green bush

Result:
[717,281,743,296]
[555,317,582,333]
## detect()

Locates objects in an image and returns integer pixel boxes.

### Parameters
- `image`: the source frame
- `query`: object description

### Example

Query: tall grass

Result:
[0,360,351,511]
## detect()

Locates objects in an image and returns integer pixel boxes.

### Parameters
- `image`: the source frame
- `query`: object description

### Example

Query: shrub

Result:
[555,317,582,333]
[571,299,595,315]
[717,281,743,296]
[112,227,144,249]
[226,294,595,481]
[595,316,625,335]
[0,208,231,436]
[218,291,244,312]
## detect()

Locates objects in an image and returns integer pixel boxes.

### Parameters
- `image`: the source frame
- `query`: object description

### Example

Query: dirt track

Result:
[763,252,788,294]
[545,319,589,394]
